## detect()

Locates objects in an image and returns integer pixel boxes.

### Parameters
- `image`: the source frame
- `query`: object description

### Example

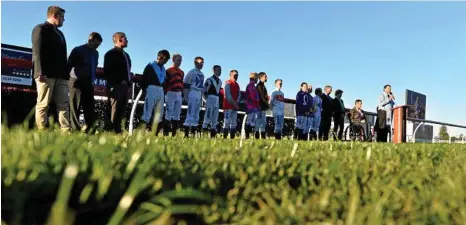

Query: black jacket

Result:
[103,47,132,87]
[321,94,334,118]
[31,21,68,79]
[332,98,345,114]
[256,81,269,110]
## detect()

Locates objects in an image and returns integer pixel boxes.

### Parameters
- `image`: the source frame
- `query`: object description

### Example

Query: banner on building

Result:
[1,46,33,86]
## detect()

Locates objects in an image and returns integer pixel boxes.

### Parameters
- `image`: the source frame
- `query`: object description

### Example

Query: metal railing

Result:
[409,117,466,143]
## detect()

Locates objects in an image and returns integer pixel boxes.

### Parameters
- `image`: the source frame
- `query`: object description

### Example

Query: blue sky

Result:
[2,1,465,135]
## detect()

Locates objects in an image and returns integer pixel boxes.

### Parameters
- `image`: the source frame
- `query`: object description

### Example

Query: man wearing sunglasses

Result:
[68,32,102,133]
[182,56,205,137]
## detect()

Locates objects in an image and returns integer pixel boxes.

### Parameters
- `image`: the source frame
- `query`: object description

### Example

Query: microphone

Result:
[389,92,395,100]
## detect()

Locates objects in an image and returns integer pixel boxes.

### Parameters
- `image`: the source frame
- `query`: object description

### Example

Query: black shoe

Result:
[230,129,236,139]
[261,132,266,139]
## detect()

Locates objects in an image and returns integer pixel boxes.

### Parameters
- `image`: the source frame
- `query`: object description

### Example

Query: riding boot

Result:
[171,121,178,137]
[275,133,281,140]
[162,120,170,137]
[293,128,299,140]
[223,128,229,139]
[255,131,260,139]
[184,126,190,138]
[210,129,217,139]
[230,128,236,139]
[261,132,266,139]
[298,129,304,140]
[190,126,197,138]
[245,126,251,139]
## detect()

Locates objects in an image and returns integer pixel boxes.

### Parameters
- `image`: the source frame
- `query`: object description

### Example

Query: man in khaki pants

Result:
[31,6,70,132]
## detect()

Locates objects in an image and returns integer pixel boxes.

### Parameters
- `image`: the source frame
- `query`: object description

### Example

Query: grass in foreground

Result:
[1,126,466,225]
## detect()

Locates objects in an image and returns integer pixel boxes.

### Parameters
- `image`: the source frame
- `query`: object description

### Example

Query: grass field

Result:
[2,125,466,225]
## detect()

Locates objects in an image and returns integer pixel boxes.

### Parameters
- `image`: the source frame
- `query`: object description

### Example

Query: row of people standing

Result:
[293,84,347,141]
[31,6,130,133]
[30,6,282,137]
[31,5,393,141]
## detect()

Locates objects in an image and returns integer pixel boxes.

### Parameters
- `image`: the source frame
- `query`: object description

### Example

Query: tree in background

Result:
[460,133,464,140]
[438,125,450,140]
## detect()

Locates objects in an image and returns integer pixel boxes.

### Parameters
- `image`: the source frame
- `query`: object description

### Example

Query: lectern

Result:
[392,105,409,143]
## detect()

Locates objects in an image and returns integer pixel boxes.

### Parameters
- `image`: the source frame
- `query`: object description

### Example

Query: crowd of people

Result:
[31,6,396,142]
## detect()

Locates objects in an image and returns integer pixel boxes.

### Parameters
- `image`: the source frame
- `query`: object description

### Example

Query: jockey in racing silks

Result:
[201,65,222,138]
[139,49,170,135]
[182,56,205,138]
[222,70,241,139]
[244,72,260,139]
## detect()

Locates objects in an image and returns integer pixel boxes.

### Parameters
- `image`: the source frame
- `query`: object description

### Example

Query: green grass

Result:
[2,125,466,225]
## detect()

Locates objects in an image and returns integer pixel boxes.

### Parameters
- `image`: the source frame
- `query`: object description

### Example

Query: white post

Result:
[128,89,144,136]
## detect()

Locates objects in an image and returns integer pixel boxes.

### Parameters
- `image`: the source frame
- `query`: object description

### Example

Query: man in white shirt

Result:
[182,56,205,137]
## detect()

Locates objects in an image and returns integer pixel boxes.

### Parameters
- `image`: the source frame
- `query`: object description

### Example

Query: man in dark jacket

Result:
[332,89,345,140]
[255,72,269,139]
[103,32,132,134]
[319,85,333,140]
[68,32,102,133]
[31,6,70,132]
